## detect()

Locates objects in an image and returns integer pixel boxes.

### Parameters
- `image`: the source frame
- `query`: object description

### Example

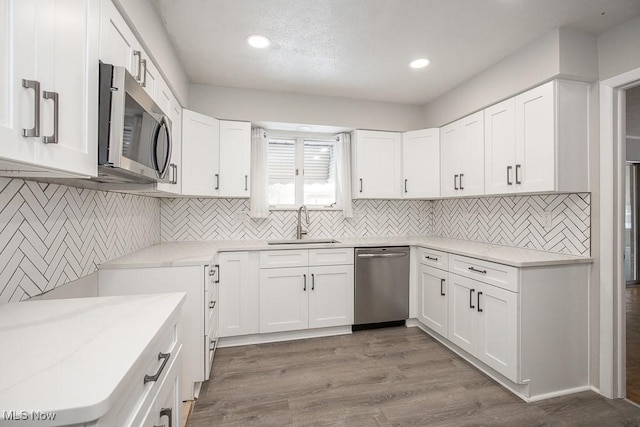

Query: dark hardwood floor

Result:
[189,327,640,426]
[628,286,640,404]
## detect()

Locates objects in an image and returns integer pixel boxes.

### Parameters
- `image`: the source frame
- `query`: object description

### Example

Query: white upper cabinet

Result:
[352,130,402,199]
[485,80,589,195]
[484,98,516,195]
[0,0,99,178]
[440,111,484,197]
[402,128,440,199]
[219,120,251,198]
[181,109,220,197]
[99,0,138,74]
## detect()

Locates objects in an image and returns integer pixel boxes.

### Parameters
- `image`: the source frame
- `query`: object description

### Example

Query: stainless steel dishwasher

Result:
[354,247,410,326]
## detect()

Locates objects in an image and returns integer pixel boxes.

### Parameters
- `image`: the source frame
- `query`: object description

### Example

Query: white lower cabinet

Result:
[417,263,448,337]
[259,249,354,334]
[218,251,259,337]
[414,249,588,401]
[447,273,517,381]
[98,264,215,401]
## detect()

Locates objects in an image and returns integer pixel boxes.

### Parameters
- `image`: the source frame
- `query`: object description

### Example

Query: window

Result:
[267,136,338,208]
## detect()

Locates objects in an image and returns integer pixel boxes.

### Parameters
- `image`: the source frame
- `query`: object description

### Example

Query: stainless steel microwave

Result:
[97,62,171,184]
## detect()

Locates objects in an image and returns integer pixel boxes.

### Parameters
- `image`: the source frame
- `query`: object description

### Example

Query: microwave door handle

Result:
[153,118,171,179]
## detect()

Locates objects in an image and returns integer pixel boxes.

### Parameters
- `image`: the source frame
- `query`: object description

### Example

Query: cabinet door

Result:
[402,128,440,198]
[259,267,309,333]
[417,264,448,337]
[352,130,402,199]
[139,47,158,101]
[439,121,459,197]
[218,252,255,337]
[515,81,555,193]
[99,0,139,74]
[458,111,484,196]
[0,0,38,166]
[447,274,478,355]
[484,98,516,195]
[181,109,220,196]
[308,265,354,329]
[219,120,251,198]
[476,283,519,381]
[35,0,99,177]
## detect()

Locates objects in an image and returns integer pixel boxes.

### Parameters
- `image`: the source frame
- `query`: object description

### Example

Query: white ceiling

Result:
[152,0,640,105]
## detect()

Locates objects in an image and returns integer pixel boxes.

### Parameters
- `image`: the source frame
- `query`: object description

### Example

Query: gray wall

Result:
[422,28,598,127]
[188,84,425,132]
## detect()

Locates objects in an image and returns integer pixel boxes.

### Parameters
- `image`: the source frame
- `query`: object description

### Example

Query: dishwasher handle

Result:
[357,252,407,258]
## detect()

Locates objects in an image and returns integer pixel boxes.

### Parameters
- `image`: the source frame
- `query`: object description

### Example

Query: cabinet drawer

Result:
[418,247,448,270]
[260,250,308,268]
[309,248,354,266]
[205,328,218,380]
[205,282,218,334]
[449,254,518,292]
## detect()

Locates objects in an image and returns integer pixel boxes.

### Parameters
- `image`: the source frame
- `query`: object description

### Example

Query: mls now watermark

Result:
[3,410,57,421]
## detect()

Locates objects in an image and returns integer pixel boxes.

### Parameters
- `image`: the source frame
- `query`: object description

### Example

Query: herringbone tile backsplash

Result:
[160,193,590,256]
[160,199,433,241]
[0,178,160,302]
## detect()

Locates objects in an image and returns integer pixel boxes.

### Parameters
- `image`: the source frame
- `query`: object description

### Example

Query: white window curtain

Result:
[335,132,353,218]
[250,128,270,218]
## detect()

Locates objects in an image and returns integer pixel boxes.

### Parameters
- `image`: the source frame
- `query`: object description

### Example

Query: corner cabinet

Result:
[259,248,354,333]
[484,80,589,195]
[0,0,99,178]
[402,128,440,198]
[440,111,484,197]
[352,130,402,199]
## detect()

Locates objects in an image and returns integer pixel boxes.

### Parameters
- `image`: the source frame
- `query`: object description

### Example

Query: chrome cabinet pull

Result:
[440,278,445,296]
[141,59,148,88]
[515,164,522,184]
[209,300,216,309]
[209,339,216,351]
[133,50,142,81]
[454,174,459,190]
[459,173,464,190]
[215,173,220,190]
[214,264,220,283]
[469,288,475,309]
[155,407,172,427]
[42,91,59,144]
[303,274,307,291]
[477,291,483,313]
[468,266,487,274]
[22,79,40,137]
[245,175,248,191]
[169,163,178,185]
[144,352,170,384]
[425,255,438,261]
[404,179,408,193]
[507,165,513,185]
[359,178,363,193]
[311,273,315,291]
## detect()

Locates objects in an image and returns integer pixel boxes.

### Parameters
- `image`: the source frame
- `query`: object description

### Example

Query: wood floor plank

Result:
[188,326,640,426]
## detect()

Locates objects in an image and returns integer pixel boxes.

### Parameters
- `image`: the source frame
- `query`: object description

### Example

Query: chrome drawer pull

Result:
[154,407,172,427]
[425,255,438,261]
[209,300,216,309]
[468,266,487,274]
[144,352,170,384]
[42,91,59,144]
[210,339,217,351]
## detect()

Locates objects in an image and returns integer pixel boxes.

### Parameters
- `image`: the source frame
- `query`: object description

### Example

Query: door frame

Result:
[599,66,640,398]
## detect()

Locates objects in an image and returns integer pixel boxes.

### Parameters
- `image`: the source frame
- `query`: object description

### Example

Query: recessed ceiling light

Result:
[247,35,271,49]
[410,58,430,69]
[297,126,312,131]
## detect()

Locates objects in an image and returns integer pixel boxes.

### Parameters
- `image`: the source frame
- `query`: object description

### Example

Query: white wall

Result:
[188,84,425,132]
[114,0,190,106]
[422,28,598,127]
[597,15,640,82]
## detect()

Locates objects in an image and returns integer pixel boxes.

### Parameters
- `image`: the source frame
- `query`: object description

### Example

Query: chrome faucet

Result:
[296,205,310,239]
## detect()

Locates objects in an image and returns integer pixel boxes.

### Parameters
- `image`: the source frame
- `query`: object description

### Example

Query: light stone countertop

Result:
[0,293,185,426]
[99,236,593,269]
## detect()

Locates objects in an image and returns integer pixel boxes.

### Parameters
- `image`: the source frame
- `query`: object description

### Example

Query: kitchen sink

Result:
[266,239,341,245]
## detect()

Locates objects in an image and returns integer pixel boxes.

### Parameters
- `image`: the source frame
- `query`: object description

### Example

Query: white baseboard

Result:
[218,326,352,348]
